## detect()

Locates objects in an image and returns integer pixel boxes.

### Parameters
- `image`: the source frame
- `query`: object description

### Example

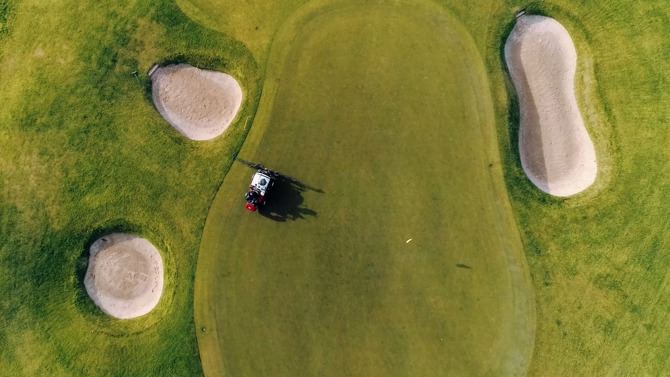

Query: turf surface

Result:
[194,1,533,375]
[4,0,670,375]
[0,0,259,375]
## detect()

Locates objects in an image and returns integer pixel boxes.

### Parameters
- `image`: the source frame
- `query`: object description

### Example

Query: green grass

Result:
[4,0,670,375]
[174,0,308,64]
[494,3,670,375]
[0,0,260,375]
[191,0,670,376]
[195,1,533,375]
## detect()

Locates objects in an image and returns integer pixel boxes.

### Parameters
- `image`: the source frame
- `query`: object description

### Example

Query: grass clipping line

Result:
[505,15,597,197]
[84,233,164,319]
[151,64,243,141]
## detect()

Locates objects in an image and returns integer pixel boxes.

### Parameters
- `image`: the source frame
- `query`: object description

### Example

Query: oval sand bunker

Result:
[84,233,163,319]
[505,15,597,197]
[151,64,243,141]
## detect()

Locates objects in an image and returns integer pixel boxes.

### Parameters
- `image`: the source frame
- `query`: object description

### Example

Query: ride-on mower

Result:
[235,157,306,211]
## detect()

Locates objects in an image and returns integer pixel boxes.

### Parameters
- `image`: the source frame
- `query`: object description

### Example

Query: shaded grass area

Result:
[0,0,260,375]
[195,1,533,375]
[0,0,14,37]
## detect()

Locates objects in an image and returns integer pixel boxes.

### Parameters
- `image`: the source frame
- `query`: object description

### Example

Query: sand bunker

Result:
[505,15,597,197]
[84,233,163,319]
[150,64,243,141]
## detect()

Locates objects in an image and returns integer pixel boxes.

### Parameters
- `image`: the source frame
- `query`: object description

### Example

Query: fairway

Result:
[195,1,533,375]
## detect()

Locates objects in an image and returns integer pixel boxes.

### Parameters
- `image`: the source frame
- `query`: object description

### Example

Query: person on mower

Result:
[245,191,259,205]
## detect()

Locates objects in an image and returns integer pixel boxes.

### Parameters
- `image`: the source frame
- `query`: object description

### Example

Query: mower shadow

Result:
[258,180,318,222]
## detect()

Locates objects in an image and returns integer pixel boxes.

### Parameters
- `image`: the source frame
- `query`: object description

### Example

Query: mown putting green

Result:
[195,1,533,375]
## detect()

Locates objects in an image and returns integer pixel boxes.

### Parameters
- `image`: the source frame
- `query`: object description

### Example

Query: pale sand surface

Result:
[505,15,597,197]
[84,233,163,319]
[151,64,242,141]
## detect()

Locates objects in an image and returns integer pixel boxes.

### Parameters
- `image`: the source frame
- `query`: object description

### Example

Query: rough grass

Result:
[0,0,260,375]
[175,0,308,64]
[0,0,14,38]
[492,2,670,375]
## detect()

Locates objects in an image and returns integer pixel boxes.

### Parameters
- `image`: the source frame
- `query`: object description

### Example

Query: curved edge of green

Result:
[194,0,537,375]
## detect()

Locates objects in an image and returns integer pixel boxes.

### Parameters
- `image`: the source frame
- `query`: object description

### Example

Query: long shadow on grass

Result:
[258,180,318,221]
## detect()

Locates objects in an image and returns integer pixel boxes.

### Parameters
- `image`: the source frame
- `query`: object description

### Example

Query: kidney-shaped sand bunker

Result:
[505,15,597,197]
[84,233,163,319]
[150,63,243,141]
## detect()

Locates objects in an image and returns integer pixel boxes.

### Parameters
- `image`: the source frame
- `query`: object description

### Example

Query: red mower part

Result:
[245,203,257,211]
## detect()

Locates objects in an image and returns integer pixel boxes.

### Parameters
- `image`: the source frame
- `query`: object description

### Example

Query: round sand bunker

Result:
[84,233,164,319]
[150,63,243,141]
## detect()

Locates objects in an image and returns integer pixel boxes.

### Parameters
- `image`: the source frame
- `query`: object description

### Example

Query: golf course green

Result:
[194,1,533,375]
[6,0,670,375]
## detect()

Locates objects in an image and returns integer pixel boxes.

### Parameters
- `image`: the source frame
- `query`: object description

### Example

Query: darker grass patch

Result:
[0,0,15,36]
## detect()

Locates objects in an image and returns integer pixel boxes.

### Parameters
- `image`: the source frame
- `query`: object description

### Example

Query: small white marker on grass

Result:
[406,238,413,244]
